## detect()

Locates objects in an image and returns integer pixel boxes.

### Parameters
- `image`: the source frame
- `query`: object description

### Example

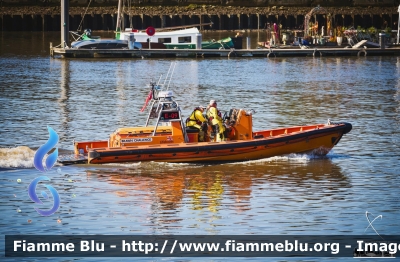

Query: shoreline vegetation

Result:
[0,5,398,17]
[1,3,398,33]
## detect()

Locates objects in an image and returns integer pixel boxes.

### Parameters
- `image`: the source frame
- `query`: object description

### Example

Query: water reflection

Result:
[115,61,130,126]
[84,158,349,217]
[58,59,71,143]
[396,62,400,126]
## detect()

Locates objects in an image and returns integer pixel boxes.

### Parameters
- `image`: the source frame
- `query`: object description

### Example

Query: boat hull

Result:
[163,38,234,50]
[71,39,129,49]
[87,123,352,164]
[70,37,142,49]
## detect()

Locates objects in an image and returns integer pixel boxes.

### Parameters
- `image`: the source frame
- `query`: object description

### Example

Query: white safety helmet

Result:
[209,100,216,105]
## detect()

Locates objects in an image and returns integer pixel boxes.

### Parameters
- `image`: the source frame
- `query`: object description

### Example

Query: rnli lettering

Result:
[121,138,152,143]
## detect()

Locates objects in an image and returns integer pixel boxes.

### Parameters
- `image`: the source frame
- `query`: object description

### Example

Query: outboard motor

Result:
[228,109,253,140]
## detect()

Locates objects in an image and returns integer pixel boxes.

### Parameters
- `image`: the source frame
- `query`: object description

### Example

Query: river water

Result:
[1,31,400,261]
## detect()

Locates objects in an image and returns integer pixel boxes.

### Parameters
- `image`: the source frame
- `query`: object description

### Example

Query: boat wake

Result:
[0,146,35,169]
[95,155,313,169]
[101,161,198,172]
[0,146,75,169]
[229,154,312,165]
[228,150,349,166]
[80,151,349,170]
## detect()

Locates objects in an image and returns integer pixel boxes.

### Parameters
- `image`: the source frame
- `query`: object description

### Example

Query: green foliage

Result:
[367,27,377,34]
[188,4,198,9]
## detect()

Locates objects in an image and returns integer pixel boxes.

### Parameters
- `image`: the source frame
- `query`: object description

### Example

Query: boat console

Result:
[223,108,254,141]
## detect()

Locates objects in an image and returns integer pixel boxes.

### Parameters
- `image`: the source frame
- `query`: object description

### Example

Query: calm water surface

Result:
[0,32,400,261]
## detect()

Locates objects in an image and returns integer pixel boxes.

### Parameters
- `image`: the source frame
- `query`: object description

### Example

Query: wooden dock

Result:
[51,46,400,58]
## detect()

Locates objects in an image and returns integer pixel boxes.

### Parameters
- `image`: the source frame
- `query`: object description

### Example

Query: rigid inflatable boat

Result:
[58,79,352,165]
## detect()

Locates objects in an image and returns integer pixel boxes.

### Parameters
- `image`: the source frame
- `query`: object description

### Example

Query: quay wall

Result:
[0,1,399,31]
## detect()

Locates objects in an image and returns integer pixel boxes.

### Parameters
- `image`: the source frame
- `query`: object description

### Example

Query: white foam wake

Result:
[0,146,35,168]
[228,154,312,165]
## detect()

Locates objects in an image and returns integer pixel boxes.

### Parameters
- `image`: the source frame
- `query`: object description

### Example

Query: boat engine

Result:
[224,108,253,140]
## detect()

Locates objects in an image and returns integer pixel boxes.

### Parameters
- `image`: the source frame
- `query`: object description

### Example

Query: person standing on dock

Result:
[186,106,207,142]
[273,23,280,46]
[207,100,225,142]
[265,23,272,47]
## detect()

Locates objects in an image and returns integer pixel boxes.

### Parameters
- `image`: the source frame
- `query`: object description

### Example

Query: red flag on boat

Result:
[140,90,152,112]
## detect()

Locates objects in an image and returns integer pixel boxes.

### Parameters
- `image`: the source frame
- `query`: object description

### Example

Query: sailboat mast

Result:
[116,0,123,39]
[397,5,400,44]
[116,0,122,30]
[61,0,69,48]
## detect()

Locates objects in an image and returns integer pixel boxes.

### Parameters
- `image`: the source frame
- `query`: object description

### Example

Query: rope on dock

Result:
[357,49,367,57]
[313,48,322,57]
[267,48,276,58]
[228,49,237,58]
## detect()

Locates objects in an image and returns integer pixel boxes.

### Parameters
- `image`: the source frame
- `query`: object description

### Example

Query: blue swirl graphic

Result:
[34,126,59,172]
[28,176,60,216]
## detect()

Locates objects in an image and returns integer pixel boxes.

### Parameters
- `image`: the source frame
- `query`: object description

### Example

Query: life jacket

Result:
[207,106,222,123]
[186,107,203,125]
[206,105,215,121]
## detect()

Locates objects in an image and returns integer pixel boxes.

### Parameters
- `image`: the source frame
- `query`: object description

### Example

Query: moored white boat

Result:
[68,0,233,50]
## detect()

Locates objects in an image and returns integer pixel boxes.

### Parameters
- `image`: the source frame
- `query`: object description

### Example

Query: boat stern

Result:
[73,140,108,155]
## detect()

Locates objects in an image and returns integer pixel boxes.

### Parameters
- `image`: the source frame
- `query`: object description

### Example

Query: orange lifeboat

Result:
[58,66,352,165]
[59,89,351,165]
